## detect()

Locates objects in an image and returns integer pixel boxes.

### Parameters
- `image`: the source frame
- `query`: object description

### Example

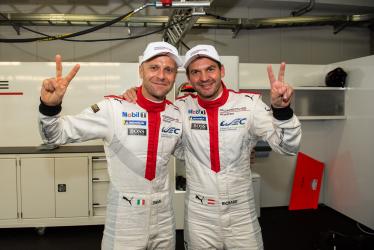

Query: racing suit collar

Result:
[197,82,229,109]
[136,86,166,112]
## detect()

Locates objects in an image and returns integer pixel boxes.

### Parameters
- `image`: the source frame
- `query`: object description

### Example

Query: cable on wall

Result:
[0,13,193,43]
[0,10,135,43]
[0,3,156,43]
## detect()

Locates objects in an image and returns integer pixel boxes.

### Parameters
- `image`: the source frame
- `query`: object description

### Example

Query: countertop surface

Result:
[0,145,104,154]
[0,142,270,155]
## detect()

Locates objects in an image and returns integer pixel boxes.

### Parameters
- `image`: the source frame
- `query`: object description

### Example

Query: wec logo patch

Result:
[161,127,180,134]
[220,118,246,126]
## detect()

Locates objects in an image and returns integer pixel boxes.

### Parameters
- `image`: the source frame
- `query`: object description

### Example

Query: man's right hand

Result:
[122,87,138,103]
[41,54,80,106]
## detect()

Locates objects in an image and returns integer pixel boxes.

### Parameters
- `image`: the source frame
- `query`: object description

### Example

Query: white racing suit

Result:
[39,87,182,250]
[175,83,301,250]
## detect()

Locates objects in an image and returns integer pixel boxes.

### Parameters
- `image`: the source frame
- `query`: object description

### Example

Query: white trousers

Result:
[101,185,175,250]
[184,189,263,250]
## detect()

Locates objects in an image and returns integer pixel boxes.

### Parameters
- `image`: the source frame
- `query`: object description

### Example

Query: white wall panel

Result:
[0,62,139,147]
[324,55,374,230]
[239,63,326,89]
[240,63,329,207]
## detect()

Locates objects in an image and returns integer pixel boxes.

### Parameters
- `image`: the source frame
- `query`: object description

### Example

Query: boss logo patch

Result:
[128,128,147,136]
[191,123,207,130]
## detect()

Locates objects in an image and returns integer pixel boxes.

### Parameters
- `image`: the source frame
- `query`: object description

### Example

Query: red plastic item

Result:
[288,152,324,210]
[161,0,173,6]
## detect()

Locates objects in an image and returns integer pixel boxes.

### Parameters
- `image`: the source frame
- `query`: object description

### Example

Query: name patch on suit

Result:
[128,128,147,136]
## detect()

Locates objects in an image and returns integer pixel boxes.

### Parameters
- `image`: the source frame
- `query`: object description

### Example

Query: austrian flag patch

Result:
[207,199,216,205]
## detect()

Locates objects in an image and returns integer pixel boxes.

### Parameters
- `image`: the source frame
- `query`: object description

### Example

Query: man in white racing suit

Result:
[175,45,302,250]
[122,45,302,249]
[38,42,183,250]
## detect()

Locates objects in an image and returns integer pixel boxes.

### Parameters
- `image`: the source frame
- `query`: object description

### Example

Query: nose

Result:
[157,69,165,80]
[200,71,208,82]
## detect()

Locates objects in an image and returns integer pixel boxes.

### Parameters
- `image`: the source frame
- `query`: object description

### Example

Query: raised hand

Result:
[41,55,80,106]
[122,87,138,104]
[267,62,293,108]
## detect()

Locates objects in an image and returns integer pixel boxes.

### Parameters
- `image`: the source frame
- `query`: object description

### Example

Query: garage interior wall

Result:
[0,2,371,63]
[1,0,373,228]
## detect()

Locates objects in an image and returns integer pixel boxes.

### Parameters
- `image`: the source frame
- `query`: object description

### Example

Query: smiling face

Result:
[186,57,225,101]
[139,55,178,101]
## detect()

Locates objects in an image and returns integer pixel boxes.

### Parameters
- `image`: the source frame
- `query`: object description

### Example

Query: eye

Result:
[207,66,216,72]
[190,70,199,76]
[149,65,159,71]
[164,67,176,74]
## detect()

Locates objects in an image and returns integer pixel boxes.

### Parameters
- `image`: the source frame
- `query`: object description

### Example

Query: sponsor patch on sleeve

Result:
[91,104,100,113]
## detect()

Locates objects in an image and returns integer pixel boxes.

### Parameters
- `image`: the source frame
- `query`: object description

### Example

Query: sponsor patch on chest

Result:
[123,120,147,126]
[220,117,247,131]
[188,109,206,115]
[122,111,147,118]
[128,128,147,136]
[191,123,208,130]
[189,116,206,121]
[161,126,181,136]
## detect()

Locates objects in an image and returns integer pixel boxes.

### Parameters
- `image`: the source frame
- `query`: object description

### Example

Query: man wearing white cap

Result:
[175,44,301,249]
[122,44,301,249]
[38,41,183,250]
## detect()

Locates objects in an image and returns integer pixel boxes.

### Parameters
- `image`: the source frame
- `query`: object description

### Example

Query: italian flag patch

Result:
[137,199,145,206]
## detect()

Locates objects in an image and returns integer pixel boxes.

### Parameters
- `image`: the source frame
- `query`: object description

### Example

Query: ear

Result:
[185,70,191,81]
[220,65,225,78]
[139,64,144,79]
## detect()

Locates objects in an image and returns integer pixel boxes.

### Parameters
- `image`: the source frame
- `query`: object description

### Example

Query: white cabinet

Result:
[20,157,89,219]
[242,87,346,120]
[91,156,109,216]
[20,157,55,219]
[0,158,18,220]
[55,157,89,218]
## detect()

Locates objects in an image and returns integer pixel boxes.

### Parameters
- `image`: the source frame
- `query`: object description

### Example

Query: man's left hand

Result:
[267,62,293,108]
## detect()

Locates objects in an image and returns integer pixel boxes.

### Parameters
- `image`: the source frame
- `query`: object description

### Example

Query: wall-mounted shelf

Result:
[241,86,346,120]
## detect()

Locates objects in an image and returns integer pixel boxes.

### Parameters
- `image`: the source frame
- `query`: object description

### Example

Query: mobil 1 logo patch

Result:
[191,123,207,130]
[128,128,147,136]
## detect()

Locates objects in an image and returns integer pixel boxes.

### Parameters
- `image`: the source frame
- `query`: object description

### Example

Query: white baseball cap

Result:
[141,41,182,67]
[183,44,221,69]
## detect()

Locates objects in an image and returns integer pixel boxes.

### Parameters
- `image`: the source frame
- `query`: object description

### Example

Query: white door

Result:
[20,158,55,218]
[55,157,89,217]
[0,158,18,219]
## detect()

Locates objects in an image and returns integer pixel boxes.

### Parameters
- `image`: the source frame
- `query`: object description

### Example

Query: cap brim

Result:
[142,52,182,67]
[183,54,219,69]
[168,54,182,67]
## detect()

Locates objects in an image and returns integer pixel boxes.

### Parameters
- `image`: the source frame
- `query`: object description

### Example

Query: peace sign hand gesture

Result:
[41,55,80,106]
[267,62,293,108]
